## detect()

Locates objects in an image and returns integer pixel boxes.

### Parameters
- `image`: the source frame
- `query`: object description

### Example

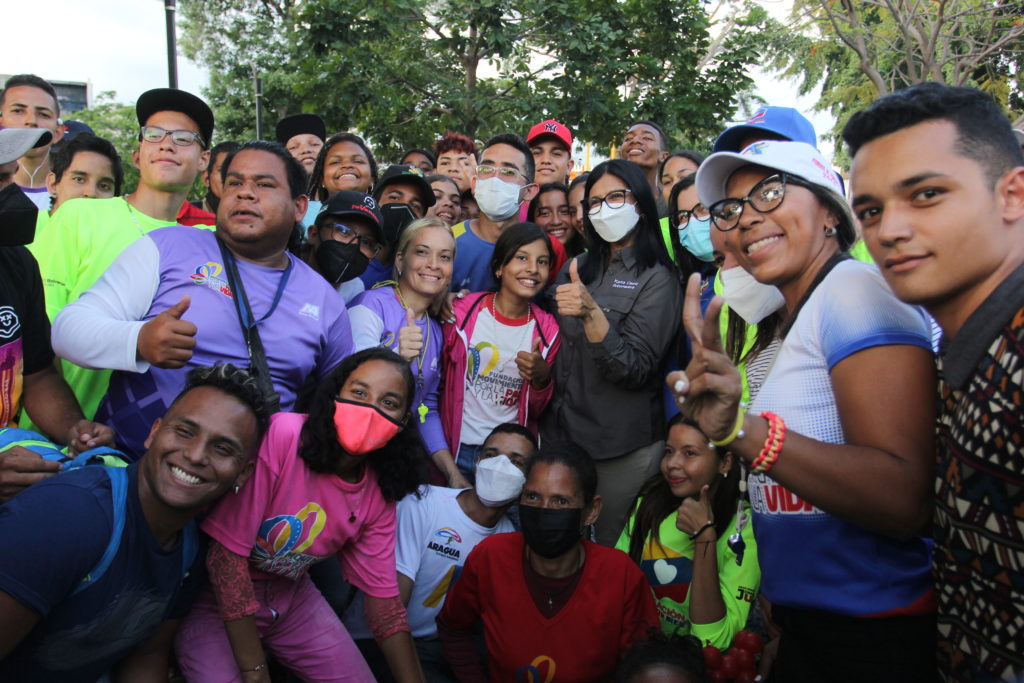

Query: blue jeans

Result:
[455,443,483,484]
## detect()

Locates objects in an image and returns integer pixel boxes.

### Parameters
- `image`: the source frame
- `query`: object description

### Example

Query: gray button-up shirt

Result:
[542,247,682,459]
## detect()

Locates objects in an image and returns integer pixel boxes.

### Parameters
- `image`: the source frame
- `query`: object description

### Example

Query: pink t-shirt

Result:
[202,412,399,598]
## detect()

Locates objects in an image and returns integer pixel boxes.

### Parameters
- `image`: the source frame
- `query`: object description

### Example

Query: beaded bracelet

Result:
[751,411,786,473]
[711,403,747,447]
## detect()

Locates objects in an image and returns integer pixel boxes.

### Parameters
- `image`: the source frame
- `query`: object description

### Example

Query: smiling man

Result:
[844,83,1024,683]
[0,75,64,212]
[52,141,354,458]
[621,121,670,216]
[27,88,214,430]
[0,364,268,683]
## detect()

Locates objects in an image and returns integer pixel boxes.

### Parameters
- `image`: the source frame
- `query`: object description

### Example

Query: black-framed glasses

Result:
[139,125,205,148]
[321,220,382,257]
[709,173,817,232]
[671,203,710,230]
[586,189,633,216]
[476,165,528,182]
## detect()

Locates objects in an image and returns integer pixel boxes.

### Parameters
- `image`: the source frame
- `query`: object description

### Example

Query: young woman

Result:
[348,217,466,487]
[672,141,936,682]
[528,182,583,256]
[441,222,561,482]
[668,175,717,313]
[307,132,378,201]
[659,151,705,207]
[616,415,759,648]
[425,174,462,226]
[567,172,589,239]
[438,446,659,681]
[544,158,682,546]
[174,348,427,682]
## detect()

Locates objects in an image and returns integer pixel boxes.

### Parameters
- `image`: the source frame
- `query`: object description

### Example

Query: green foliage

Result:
[767,0,1024,162]
[179,0,778,160]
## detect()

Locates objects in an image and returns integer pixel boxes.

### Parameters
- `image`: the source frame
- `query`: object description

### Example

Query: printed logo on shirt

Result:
[251,502,327,579]
[639,537,693,606]
[515,655,557,683]
[421,563,464,608]
[427,526,462,560]
[748,473,820,516]
[380,331,396,348]
[611,278,639,290]
[467,342,499,383]
[0,307,20,340]
[299,303,320,320]
[189,261,233,298]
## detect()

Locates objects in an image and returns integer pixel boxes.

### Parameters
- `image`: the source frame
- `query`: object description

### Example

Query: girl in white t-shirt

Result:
[441,223,562,482]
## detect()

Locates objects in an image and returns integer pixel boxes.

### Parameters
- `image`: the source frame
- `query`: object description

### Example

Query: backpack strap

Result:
[73,466,128,595]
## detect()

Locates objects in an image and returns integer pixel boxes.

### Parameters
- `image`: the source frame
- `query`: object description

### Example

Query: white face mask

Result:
[720,266,786,324]
[474,454,527,507]
[474,176,523,222]
[590,202,639,243]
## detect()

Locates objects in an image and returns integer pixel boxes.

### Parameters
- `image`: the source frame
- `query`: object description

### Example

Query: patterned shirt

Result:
[934,264,1024,682]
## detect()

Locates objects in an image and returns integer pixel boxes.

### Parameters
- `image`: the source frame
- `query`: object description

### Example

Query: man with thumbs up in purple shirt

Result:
[53,141,354,459]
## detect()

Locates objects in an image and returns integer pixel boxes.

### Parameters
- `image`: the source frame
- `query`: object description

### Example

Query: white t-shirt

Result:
[343,485,514,638]
[460,308,534,445]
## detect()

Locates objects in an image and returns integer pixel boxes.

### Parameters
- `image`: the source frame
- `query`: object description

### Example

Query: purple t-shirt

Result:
[348,286,447,455]
[97,227,353,458]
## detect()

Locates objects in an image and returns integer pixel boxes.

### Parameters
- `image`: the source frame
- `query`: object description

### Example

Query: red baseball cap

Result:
[527,119,573,151]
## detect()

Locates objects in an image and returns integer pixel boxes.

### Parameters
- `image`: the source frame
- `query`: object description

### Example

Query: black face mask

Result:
[381,204,416,248]
[315,240,369,286]
[0,183,39,247]
[519,505,584,559]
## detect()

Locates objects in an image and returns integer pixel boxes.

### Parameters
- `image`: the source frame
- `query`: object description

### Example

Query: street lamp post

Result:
[165,0,179,89]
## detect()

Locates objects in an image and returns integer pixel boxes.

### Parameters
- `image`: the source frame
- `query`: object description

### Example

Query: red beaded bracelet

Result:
[751,411,786,473]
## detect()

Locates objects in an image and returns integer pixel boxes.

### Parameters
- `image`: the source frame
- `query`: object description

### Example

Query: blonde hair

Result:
[393,217,457,309]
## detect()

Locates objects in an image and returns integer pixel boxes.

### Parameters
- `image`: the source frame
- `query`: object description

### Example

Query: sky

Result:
[4,0,833,157]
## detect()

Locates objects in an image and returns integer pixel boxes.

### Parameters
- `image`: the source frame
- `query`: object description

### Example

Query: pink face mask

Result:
[332,399,404,456]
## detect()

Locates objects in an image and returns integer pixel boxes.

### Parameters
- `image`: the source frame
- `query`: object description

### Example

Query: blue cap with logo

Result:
[713,106,817,153]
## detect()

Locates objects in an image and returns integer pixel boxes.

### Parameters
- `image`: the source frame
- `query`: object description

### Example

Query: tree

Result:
[768,0,1024,154]
[179,0,778,158]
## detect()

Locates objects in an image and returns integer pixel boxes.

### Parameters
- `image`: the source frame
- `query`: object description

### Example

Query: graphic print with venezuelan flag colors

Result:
[466,342,499,384]
[251,503,327,579]
[515,655,557,683]
[639,536,694,627]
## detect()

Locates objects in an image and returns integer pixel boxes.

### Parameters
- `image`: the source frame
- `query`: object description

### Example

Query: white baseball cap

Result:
[696,140,856,249]
[0,128,53,165]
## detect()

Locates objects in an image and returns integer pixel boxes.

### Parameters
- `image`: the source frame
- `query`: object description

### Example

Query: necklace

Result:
[123,196,146,237]
[529,544,584,611]
[393,284,431,423]
[17,160,45,188]
[489,292,531,324]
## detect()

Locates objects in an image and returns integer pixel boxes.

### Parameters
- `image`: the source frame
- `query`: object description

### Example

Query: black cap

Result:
[276,114,326,145]
[136,88,215,148]
[373,164,436,208]
[316,191,386,242]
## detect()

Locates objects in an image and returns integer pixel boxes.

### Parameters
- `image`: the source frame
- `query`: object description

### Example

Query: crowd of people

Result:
[0,71,1021,683]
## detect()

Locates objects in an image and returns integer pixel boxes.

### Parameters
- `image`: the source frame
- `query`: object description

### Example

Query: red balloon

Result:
[730,647,756,672]
[733,630,765,656]
[720,653,741,680]
[703,645,724,671]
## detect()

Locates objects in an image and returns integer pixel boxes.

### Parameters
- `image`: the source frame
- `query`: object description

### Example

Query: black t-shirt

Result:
[0,246,54,426]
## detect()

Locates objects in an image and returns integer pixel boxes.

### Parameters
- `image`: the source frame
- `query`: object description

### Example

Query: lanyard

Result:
[220,243,294,331]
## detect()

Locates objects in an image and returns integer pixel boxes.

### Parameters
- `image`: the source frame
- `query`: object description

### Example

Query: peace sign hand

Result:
[666,273,743,442]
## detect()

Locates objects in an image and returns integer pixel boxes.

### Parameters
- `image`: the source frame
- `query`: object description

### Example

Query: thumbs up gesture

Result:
[676,484,717,541]
[555,259,597,320]
[515,336,551,388]
[398,307,423,362]
[137,296,198,369]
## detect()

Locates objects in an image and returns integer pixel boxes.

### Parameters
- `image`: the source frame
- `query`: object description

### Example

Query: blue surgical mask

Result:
[679,216,714,262]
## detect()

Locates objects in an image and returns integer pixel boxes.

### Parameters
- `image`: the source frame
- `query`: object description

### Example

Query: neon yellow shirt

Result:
[26,196,212,422]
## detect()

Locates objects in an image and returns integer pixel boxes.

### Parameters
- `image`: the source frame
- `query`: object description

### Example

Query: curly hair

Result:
[433,132,476,158]
[615,629,708,683]
[298,348,426,502]
[169,363,272,441]
[306,132,379,201]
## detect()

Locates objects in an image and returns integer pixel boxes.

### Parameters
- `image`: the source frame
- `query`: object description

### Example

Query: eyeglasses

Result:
[709,174,807,232]
[321,220,382,257]
[476,165,527,182]
[671,203,710,230]
[139,125,205,148]
[586,189,633,216]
